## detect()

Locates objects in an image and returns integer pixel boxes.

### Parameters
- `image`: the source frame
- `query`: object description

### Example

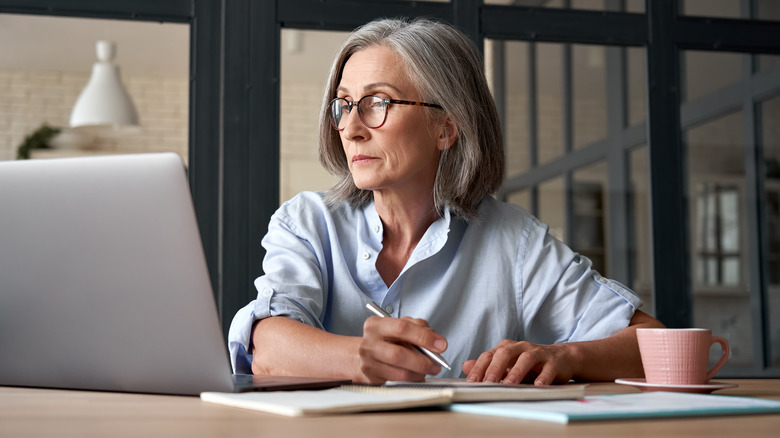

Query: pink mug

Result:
[636,328,730,385]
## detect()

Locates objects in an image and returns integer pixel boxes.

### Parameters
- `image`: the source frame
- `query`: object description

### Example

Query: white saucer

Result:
[615,378,738,394]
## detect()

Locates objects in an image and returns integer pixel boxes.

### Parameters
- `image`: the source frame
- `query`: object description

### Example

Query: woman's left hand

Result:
[462,339,578,386]
[464,311,664,385]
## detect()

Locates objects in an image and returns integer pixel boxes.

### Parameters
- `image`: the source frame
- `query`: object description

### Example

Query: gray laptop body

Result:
[0,153,235,395]
[0,153,349,395]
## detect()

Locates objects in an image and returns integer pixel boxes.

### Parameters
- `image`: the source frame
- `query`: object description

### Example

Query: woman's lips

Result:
[352,154,377,164]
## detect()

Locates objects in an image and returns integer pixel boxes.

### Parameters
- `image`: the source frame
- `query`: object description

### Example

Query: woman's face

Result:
[336,45,444,197]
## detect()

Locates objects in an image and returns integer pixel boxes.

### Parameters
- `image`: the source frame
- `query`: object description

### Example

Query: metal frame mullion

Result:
[605,44,631,284]
[249,0,282,328]
[563,38,575,247]
[742,52,770,371]
[675,16,780,55]
[491,40,507,152]
[277,0,451,31]
[646,0,692,327]
[529,42,540,216]
[453,0,481,50]
[482,5,646,46]
[222,0,253,336]
[189,0,223,322]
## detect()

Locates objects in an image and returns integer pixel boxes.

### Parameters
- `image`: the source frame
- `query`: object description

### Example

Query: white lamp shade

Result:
[69,41,139,129]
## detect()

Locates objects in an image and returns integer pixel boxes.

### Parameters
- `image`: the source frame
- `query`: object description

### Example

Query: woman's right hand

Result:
[357,316,448,384]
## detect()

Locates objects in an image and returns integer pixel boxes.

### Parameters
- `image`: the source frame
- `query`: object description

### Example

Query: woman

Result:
[228,17,664,385]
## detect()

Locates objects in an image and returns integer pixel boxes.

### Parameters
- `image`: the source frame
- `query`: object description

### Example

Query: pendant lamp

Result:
[69,40,139,130]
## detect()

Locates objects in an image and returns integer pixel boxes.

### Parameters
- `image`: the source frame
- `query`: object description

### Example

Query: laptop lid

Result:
[0,153,236,395]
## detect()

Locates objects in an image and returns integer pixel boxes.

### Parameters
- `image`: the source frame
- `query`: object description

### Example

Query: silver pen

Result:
[365,301,452,371]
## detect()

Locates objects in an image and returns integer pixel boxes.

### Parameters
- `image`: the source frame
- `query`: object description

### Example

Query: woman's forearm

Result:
[250,316,363,380]
[567,310,666,381]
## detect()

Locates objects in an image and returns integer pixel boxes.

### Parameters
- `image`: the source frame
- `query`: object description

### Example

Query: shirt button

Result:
[598,277,608,284]
[373,225,381,233]
[385,305,394,314]
[261,288,273,297]
[362,252,371,260]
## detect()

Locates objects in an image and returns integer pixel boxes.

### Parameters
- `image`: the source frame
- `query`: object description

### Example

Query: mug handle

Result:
[705,336,730,381]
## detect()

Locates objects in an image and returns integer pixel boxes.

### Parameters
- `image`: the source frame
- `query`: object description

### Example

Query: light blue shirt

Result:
[228,191,642,377]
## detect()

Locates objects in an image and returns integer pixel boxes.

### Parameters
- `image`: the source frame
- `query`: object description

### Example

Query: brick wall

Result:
[0,70,188,162]
[279,81,337,203]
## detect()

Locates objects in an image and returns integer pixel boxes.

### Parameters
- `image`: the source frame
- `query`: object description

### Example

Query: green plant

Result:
[16,123,61,159]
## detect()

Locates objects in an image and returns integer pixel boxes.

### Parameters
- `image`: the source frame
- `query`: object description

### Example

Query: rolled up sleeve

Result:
[228,302,256,374]
[520,218,643,345]
[566,275,642,342]
[227,194,330,373]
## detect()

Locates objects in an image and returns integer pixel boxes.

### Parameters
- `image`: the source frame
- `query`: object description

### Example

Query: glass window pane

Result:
[682,0,742,18]
[538,177,567,243]
[683,0,780,29]
[630,145,654,316]
[572,161,607,275]
[484,0,560,6]
[492,40,531,177]
[625,0,644,13]
[570,0,605,10]
[687,111,745,288]
[573,45,607,149]
[758,55,780,74]
[0,14,189,163]
[720,187,740,252]
[627,47,647,127]
[685,109,753,367]
[683,51,742,102]
[537,43,564,164]
[279,29,343,203]
[507,190,532,213]
[761,95,780,367]
[757,0,780,21]
[722,257,740,285]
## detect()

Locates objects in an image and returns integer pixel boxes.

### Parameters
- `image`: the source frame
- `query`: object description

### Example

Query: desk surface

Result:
[2,379,779,438]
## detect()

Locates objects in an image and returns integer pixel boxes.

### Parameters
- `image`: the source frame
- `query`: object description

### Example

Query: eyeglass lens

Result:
[329,96,388,130]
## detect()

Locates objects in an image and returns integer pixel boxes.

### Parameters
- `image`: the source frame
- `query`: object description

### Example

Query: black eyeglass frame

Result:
[328,95,443,131]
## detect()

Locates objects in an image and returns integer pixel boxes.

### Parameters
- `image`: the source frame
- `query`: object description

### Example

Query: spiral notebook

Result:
[201,386,454,417]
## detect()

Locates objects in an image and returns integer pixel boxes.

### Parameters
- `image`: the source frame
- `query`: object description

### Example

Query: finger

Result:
[403,317,431,328]
[533,361,559,386]
[502,351,539,385]
[359,335,442,376]
[401,319,446,352]
[462,360,476,375]
[481,344,521,383]
[364,316,447,354]
[465,350,495,382]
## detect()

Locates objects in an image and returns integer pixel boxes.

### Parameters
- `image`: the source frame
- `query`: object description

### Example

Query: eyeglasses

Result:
[328,95,443,131]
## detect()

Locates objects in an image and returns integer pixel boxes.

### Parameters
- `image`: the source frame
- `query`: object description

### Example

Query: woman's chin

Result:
[351,177,380,191]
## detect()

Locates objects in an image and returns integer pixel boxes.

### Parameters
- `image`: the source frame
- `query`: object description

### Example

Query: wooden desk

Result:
[2,379,778,438]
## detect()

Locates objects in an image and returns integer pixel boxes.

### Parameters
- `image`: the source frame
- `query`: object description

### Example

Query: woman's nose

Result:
[340,107,368,139]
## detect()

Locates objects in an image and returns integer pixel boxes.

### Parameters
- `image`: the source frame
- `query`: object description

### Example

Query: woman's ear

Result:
[438,115,459,151]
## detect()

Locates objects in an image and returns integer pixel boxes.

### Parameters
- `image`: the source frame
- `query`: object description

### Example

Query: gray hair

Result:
[318,17,504,221]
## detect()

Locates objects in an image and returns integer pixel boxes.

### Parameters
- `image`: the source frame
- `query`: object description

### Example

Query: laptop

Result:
[0,153,348,395]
